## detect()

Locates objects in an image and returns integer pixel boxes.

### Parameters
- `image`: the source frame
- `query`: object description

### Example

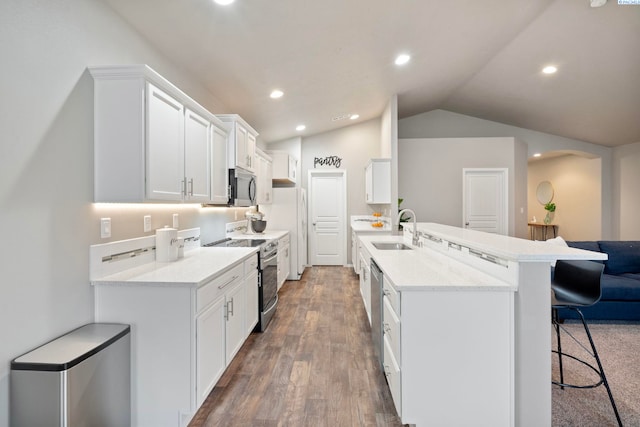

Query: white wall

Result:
[381,96,399,226]
[0,1,236,423]
[528,156,602,240]
[613,142,640,239]
[300,119,382,264]
[399,109,614,238]
[398,137,528,238]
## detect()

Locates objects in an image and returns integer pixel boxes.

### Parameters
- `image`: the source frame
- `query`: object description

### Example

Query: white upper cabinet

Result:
[89,65,227,203]
[184,109,211,202]
[146,84,185,201]
[255,148,273,205]
[365,158,391,204]
[270,151,298,184]
[217,114,259,174]
[209,123,230,204]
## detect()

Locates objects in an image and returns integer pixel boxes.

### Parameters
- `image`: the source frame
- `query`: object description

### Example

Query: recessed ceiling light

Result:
[395,54,411,66]
[350,114,359,120]
[533,153,542,157]
[542,65,557,74]
[270,89,284,99]
[214,0,235,5]
[590,0,607,7]
[296,124,306,131]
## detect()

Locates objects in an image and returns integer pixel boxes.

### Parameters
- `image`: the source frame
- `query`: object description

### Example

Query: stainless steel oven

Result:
[204,238,278,332]
[258,241,278,332]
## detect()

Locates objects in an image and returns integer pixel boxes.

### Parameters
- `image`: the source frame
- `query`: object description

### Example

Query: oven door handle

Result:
[263,253,278,265]
[263,294,278,315]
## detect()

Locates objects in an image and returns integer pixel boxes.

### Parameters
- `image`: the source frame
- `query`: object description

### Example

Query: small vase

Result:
[544,212,552,224]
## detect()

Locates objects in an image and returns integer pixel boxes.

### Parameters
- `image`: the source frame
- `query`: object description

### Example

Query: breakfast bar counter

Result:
[358,223,606,427]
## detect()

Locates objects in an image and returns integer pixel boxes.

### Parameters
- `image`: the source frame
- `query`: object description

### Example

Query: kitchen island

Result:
[359,223,607,427]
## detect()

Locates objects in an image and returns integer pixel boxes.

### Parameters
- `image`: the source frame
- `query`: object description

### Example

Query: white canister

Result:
[156,227,179,262]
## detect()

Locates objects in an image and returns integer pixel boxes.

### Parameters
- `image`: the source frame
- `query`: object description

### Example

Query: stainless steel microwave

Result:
[229,168,256,206]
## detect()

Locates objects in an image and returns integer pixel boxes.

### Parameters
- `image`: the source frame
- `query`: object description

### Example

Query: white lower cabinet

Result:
[381,273,514,426]
[94,253,258,427]
[196,296,225,407]
[277,233,290,290]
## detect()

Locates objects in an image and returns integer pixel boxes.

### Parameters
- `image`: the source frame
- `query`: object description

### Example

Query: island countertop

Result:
[359,234,515,292]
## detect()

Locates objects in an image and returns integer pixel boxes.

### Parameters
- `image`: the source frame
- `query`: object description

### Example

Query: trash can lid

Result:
[11,323,130,372]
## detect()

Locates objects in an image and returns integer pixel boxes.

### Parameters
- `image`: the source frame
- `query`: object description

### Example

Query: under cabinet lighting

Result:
[533,153,542,157]
[350,114,359,120]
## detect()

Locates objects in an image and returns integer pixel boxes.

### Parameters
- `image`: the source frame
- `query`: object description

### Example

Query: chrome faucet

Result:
[398,208,419,246]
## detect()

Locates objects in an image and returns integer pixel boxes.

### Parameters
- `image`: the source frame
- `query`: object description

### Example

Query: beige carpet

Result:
[552,322,640,427]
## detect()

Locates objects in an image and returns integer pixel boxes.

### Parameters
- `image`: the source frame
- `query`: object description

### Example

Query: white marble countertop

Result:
[350,215,393,232]
[92,247,258,287]
[359,234,515,292]
[413,223,608,262]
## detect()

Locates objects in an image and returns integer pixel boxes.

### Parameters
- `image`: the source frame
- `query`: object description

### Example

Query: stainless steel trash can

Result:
[10,323,131,427]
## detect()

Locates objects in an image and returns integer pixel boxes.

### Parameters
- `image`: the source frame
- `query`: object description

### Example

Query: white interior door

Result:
[463,168,508,235]
[308,170,346,265]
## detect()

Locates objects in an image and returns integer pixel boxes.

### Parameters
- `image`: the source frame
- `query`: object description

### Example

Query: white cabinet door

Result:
[210,124,229,204]
[196,295,226,407]
[365,159,391,204]
[146,83,185,201]
[184,109,210,202]
[255,151,273,205]
[247,133,256,173]
[225,281,246,362]
[245,270,259,335]
[265,159,273,203]
[282,244,290,282]
[235,123,249,171]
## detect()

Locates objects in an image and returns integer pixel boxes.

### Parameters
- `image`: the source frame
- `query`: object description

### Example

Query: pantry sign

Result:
[313,155,342,168]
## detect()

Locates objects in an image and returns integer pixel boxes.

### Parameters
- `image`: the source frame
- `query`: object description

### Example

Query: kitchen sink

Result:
[372,242,412,250]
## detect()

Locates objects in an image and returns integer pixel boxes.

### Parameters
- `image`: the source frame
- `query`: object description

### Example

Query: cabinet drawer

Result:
[383,277,400,315]
[383,335,402,417]
[383,296,401,361]
[197,263,243,312]
[244,254,258,274]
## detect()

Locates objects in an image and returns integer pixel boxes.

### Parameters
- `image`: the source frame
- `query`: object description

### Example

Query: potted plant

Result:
[544,202,556,224]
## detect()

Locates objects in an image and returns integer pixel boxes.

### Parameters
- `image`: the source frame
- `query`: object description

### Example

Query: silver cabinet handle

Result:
[181,179,186,196]
[229,297,234,316]
[218,275,239,290]
[188,178,194,196]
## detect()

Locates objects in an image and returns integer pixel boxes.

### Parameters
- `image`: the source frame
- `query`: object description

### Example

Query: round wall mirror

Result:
[536,181,554,205]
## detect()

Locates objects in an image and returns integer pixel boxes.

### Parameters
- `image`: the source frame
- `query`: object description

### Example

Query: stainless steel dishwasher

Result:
[370,259,384,369]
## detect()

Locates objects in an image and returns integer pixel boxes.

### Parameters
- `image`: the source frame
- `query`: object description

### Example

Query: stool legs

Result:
[553,307,623,427]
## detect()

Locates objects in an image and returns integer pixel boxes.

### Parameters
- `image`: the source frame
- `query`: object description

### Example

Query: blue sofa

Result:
[558,241,640,321]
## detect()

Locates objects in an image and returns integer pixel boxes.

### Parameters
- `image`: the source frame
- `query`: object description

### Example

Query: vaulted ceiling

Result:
[101,0,640,147]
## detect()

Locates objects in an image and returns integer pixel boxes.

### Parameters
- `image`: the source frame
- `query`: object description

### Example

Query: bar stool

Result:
[551,260,623,427]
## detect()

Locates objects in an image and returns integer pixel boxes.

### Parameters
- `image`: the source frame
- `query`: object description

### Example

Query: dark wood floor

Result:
[189,266,403,427]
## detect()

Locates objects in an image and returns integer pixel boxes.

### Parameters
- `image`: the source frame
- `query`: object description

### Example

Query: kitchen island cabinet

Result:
[359,224,607,427]
[92,246,259,427]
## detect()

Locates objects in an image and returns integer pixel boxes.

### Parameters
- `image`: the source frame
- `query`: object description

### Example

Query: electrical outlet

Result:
[144,215,152,232]
[172,213,179,229]
[100,218,111,239]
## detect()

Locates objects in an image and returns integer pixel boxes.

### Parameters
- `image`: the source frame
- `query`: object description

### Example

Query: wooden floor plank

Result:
[189,266,404,427]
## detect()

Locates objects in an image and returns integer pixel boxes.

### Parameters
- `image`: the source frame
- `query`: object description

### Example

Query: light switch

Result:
[100,218,111,239]
[172,213,179,229]
[144,215,152,232]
